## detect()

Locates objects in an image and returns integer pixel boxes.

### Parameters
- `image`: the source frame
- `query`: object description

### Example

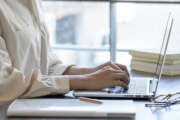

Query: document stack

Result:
[129,49,180,76]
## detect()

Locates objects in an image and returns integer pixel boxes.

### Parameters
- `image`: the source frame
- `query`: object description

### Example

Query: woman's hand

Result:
[69,66,130,90]
[85,66,130,90]
[95,61,130,77]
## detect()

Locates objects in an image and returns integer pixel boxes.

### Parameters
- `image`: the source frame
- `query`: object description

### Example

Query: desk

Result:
[0,105,9,120]
[3,71,180,120]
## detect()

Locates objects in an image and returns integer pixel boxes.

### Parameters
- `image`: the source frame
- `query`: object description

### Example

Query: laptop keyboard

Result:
[105,79,148,94]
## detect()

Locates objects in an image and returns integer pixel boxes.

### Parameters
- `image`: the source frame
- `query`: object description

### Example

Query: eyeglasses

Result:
[145,92,180,107]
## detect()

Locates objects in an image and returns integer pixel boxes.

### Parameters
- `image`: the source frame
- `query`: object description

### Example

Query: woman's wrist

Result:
[69,74,90,90]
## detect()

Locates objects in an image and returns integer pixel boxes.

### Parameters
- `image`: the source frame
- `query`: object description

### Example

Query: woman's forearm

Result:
[63,66,97,75]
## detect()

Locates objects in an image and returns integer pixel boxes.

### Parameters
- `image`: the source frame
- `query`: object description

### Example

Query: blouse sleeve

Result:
[0,35,70,105]
[0,1,71,105]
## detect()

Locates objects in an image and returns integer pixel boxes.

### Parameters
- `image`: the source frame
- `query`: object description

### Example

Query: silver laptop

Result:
[74,13,174,99]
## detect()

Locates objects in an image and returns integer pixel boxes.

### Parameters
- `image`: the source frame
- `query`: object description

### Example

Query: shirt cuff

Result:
[55,75,70,94]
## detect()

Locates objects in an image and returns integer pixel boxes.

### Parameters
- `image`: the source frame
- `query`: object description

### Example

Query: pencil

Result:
[79,97,102,104]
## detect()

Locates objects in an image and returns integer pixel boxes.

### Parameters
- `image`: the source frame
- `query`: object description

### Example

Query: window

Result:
[42,0,180,67]
[42,1,110,67]
[115,2,180,65]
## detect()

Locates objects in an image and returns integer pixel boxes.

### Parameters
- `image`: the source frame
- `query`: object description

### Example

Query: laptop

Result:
[73,13,174,99]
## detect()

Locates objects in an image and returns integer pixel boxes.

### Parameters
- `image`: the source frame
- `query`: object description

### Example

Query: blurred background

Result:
[42,0,180,67]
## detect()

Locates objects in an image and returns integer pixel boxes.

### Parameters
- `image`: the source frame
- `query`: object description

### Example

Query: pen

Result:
[79,97,102,104]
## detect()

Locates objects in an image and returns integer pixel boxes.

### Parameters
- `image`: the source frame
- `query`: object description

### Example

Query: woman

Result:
[0,0,130,105]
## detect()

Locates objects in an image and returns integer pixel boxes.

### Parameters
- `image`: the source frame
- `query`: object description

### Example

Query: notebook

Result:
[132,56,180,65]
[7,99,136,119]
[131,60,180,76]
[129,49,180,61]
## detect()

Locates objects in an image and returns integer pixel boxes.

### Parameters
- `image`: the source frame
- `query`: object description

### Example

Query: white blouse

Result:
[0,0,70,105]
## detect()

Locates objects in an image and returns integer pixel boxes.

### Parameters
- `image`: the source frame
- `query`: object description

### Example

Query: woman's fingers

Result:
[113,71,130,84]
[107,61,130,77]
[108,62,121,71]
[115,63,130,77]
[112,80,129,89]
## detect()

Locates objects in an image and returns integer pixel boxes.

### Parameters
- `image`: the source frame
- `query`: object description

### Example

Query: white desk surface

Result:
[0,70,179,120]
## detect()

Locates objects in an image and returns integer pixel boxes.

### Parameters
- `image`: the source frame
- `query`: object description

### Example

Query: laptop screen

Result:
[152,13,174,96]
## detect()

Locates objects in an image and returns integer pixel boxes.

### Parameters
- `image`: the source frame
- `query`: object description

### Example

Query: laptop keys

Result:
[105,79,147,94]
[105,86,127,93]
